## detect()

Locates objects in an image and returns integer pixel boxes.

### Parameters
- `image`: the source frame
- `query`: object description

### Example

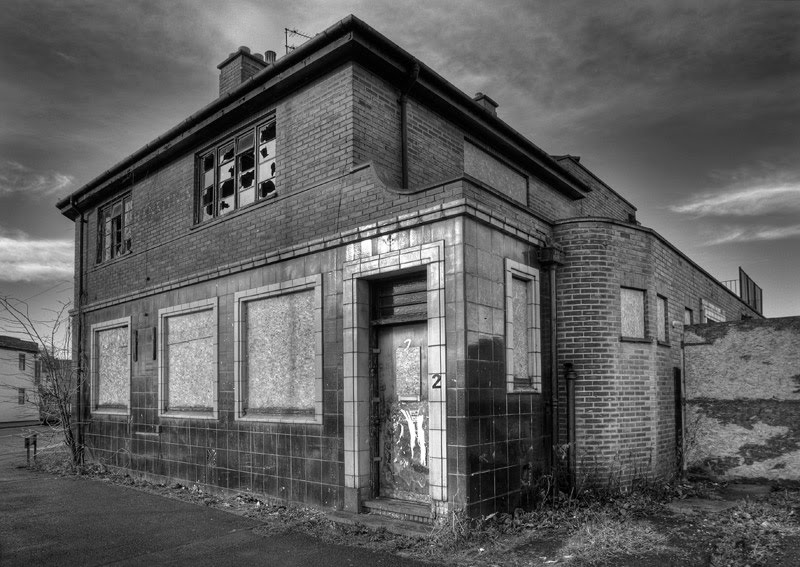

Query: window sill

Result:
[619,336,653,344]
[507,388,541,395]
[657,340,672,348]
[92,408,129,416]
[191,192,277,232]
[159,411,217,420]
[236,413,321,425]
[95,251,132,268]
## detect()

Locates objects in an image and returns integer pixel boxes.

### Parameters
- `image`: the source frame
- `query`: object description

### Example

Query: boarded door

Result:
[375,323,430,502]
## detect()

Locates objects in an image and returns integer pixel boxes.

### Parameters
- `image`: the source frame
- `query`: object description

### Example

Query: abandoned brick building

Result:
[57,15,762,519]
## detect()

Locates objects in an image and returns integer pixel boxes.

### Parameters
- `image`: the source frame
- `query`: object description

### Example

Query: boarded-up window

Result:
[464,140,527,205]
[701,298,725,323]
[158,299,217,418]
[244,290,315,414]
[91,318,130,413]
[235,275,322,422]
[684,307,694,325]
[621,287,645,338]
[505,259,541,393]
[657,295,668,343]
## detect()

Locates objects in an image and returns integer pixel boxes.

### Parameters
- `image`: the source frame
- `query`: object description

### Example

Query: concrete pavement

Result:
[0,426,431,567]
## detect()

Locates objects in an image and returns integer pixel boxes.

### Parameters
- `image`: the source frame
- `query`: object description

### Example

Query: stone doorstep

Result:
[327,510,433,538]
[361,499,435,524]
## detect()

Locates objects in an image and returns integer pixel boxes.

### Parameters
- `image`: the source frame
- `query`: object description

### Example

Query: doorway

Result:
[370,273,430,503]
[375,322,430,502]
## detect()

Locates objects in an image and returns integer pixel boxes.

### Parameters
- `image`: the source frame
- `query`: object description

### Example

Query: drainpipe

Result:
[399,61,420,189]
[69,196,86,465]
[565,363,577,486]
[538,246,563,473]
[549,264,558,457]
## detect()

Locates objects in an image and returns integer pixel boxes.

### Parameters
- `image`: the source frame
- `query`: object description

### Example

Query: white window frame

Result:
[505,259,542,393]
[158,298,218,420]
[233,274,323,424]
[90,316,131,416]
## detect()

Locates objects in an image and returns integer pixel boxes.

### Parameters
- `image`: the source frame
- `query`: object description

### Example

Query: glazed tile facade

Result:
[59,15,761,519]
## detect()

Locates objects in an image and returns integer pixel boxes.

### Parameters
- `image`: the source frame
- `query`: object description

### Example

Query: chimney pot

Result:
[265,50,277,65]
[217,46,267,97]
[473,92,499,117]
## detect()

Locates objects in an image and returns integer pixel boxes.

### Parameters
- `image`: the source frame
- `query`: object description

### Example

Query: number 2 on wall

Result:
[431,373,442,389]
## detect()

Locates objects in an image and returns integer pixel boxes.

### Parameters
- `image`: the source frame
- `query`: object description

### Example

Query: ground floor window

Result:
[234,275,322,423]
[504,259,541,393]
[158,299,218,419]
[621,287,646,339]
[90,317,131,414]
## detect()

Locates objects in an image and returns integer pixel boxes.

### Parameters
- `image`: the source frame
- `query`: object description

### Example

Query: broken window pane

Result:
[219,143,234,163]
[239,151,255,172]
[197,119,276,222]
[240,169,254,188]
[220,179,235,198]
[260,122,276,144]
[259,180,276,199]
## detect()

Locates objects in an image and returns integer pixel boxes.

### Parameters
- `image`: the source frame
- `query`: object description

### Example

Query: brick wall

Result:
[553,218,760,485]
[684,317,800,482]
[555,157,636,222]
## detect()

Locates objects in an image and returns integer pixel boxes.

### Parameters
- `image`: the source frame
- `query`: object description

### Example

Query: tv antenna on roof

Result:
[285,28,312,54]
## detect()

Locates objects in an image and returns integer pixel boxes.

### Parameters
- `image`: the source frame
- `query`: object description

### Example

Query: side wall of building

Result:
[684,318,800,482]
[553,219,760,485]
[0,348,39,423]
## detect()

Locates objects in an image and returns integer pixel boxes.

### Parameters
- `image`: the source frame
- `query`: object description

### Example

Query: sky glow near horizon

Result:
[0,0,798,324]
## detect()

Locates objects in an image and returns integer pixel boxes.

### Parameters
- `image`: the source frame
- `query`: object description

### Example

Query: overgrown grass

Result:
[559,513,671,565]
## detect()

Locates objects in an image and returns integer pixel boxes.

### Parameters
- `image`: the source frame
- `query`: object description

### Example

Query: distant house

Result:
[0,335,39,425]
[57,15,761,519]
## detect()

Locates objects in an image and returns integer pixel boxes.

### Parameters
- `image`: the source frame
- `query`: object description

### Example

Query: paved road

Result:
[0,426,431,567]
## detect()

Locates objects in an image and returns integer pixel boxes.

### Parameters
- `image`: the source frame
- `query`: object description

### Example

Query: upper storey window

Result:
[97,194,132,263]
[197,119,276,222]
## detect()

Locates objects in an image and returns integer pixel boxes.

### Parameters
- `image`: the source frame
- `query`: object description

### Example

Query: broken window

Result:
[97,194,132,263]
[18,353,25,371]
[505,259,542,393]
[196,117,276,222]
[621,287,646,339]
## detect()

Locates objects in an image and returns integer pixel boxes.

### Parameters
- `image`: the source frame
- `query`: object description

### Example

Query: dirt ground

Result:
[22,426,800,567]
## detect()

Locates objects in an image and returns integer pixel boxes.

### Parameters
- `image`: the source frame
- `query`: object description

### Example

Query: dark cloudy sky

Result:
[1,0,799,330]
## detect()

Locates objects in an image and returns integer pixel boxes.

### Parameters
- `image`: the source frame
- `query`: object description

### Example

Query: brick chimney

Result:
[473,92,499,117]
[217,46,268,97]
